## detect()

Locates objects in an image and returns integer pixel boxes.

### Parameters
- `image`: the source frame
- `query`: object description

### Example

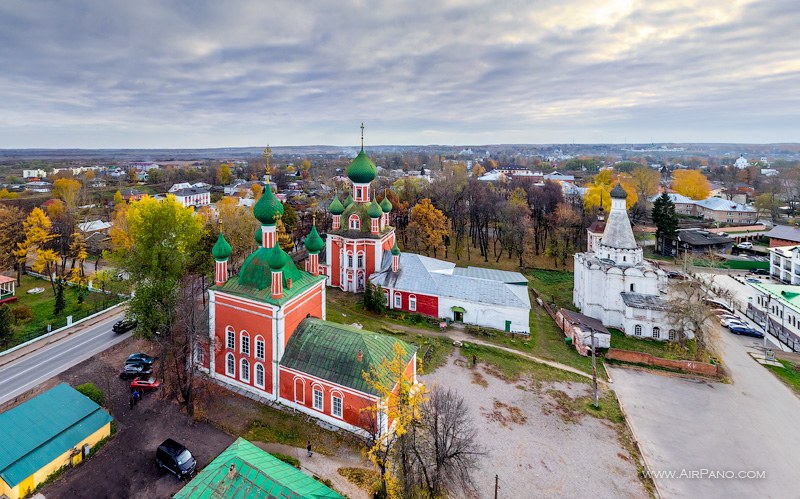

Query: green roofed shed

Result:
[174,438,343,499]
[0,383,112,489]
[280,318,417,396]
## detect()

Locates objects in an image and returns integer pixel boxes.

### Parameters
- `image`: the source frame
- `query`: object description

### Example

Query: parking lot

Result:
[38,337,234,499]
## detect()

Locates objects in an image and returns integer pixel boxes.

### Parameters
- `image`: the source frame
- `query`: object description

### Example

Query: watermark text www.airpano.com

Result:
[644,469,767,480]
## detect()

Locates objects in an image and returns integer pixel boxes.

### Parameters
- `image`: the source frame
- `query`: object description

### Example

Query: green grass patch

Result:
[244,404,356,455]
[271,452,300,469]
[460,342,588,384]
[528,269,574,310]
[6,275,125,349]
[766,359,800,395]
[608,328,697,361]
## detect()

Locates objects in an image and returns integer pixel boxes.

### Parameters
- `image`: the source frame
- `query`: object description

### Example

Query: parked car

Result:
[126,353,154,366]
[746,278,761,284]
[721,317,747,328]
[130,377,162,392]
[712,309,732,316]
[667,271,688,280]
[156,439,196,479]
[120,363,153,379]
[737,242,753,250]
[753,268,770,276]
[113,319,137,334]
[704,299,733,313]
[729,325,764,338]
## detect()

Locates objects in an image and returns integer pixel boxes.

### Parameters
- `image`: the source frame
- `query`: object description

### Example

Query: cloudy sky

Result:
[1,0,798,148]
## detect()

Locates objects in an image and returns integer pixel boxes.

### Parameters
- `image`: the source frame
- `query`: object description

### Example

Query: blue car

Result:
[729,325,764,338]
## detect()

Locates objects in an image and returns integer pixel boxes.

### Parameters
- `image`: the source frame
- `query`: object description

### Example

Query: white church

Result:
[574,184,690,341]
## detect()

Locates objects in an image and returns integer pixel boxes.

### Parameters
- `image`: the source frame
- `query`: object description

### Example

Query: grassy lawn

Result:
[4,274,124,348]
[460,342,588,384]
[766,359,800,395]
[608,328,697,361]
[528,269,574,310]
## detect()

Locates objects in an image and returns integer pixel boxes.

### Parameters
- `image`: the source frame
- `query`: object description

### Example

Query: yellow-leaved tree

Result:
[217,163,232,185]
[362,341,425,499]
[16,208,57,292]
[671,169,711,200]
[407,198,449,257]
[583,170,638,211]
[53,178,82,209]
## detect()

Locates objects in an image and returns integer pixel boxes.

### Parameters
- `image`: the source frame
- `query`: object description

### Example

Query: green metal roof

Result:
[280,318,417,395]
[304,225,324,254]
[0,384,113,488]
[380,193,392,213]
[346,149,377,184]
[390,240,401,256]
[212,232,232,260]
[367,197,382,218]
[253,188,284,225]
[216,247,325,306]
[342,193,353,209]
[174,438,343,499]
[329,195,344,216]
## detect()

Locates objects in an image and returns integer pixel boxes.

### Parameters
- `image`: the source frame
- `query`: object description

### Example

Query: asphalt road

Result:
[0,311,128,406]
[610,326,800,498]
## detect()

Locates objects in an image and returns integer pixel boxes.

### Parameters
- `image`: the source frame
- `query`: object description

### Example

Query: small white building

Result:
[734,155,749,169]
[172,188,211,208]
[747,282,800,352]
[22,169,47,179]
[556,308,611,356]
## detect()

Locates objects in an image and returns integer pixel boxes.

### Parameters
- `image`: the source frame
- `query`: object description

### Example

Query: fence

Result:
[606,348,721,377]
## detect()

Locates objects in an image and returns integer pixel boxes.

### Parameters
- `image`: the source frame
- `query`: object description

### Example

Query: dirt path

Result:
[254,442,370,499]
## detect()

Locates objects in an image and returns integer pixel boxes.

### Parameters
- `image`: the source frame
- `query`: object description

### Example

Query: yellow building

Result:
[0,383,112,499]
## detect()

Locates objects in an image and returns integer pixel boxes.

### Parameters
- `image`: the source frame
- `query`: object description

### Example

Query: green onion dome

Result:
[367,197,382,218]
[380,193,392,213]
[254,226,262,245]
[304,225,324,253]
[329,195,344,215]
[253,187,284,225]
[391,240,401,256]
[267,243,287,270]
[346,149,378,184]
[343,192,353,208]
[211,232,232,260]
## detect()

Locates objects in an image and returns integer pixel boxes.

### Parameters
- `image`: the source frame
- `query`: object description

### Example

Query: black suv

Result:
[125,353,154,366]
[156,439,196,479]
[113,319,137,334]
[120,363,153,379]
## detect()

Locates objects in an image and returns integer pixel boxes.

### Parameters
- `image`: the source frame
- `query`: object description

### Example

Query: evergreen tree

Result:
[54,278,66,315]
[652,192,678,255]
[0,304,14,347]
[363,279,373,310]
[373,284,386,314]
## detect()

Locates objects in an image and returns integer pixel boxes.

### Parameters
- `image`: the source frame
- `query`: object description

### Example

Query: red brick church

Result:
[201,175,416,436]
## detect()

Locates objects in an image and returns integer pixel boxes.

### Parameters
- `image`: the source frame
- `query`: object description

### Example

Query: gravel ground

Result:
[422,353,647,499]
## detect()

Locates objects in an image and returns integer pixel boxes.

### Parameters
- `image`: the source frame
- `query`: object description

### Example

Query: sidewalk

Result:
[0,304,127,369]
[253,441,370,499]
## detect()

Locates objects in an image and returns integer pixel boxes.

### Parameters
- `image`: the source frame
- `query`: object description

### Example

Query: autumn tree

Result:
[362,342,425,499]
[215,197,259,270]
[496,188,532,266]
[754,193,780,222]
[53,178,82,209]
[584,170,638,211]
[545,203,582,267]
[15,208,54,286]
[0,205,25,272]
[0,188,19,199]
[217,163,232,185]
[630,166,660,210]
[407,198,448,257]
[250,182,263,199]
[113,190,124,206]
[666,281,719,360]
[671,169,711,200]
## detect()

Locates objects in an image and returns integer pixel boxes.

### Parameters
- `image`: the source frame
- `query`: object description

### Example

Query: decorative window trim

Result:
[241,331,250,356]
[652,327,661,340]
[294,377,305,404]
[668,329,677,341]
[226,326,235,350]
[409,294,417,312]
[331,391,344,419]
[349,214,360,230]
[312,386,324,411]
[357,252,364,268]
[255,336,265,360]
[240,358,250,383]
[394,292,402,309]
[634,324,643,337]
[225,353,235,377]
[254,363,265,388]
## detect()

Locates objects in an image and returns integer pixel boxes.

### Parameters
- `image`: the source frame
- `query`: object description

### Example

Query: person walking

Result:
[133,389,140,406]
[307,440,312,458]
[472,354,477,367]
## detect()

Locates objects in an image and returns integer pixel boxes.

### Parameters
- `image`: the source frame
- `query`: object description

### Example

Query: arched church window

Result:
[357,252,364,268]
[240,358,250,382]
[668,329,677,341]
[349,214,360,230]
[226,353,235,377]
[634,324,642,336]
[348,253,353,268]
[652,327,660,339]
[630,283,635,292]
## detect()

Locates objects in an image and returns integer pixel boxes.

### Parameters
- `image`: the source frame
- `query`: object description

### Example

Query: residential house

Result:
[746,282,800,352]
[172,187,211,208]
[119,188,145,202]
[663,229,734,255]
[0,275,16,304]
[695,197,757,224]
[765,225,800,248]
[555,308,611,356]
[24,181,52,193]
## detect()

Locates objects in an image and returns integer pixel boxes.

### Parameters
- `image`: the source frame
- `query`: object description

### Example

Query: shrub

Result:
[271,452,300,469]
[11,305,33,323]
[76,383,103,406]
[337,467,380,492]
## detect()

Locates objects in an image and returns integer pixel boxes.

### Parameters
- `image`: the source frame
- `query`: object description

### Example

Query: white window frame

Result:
[255,363,265,388]
[349,214,360,230]
[357,252,364,268]
[668,329,676,341]
[255,337,265,360]
[347,253,353,268]
[394,292,402,309]
[313,386,324,411]
[226,326,235,350]
[384,290,389,306]
[331,392,343,418]
[634,324,642,337]
[409,294,417,312]
[294,378,305,403]
[652,327,660,339]
[225,353,235,377]
[241,331,250,356]
[240,358,250,382]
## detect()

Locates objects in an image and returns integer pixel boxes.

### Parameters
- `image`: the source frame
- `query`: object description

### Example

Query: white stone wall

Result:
[622,306,690,340]
[438,296,530,334]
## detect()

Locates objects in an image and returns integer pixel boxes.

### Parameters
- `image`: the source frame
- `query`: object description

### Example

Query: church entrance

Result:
[452,306,465,322]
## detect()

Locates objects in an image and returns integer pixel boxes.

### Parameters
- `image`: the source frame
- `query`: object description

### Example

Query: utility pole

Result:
[590,328,599,409]
[494,474,499,499]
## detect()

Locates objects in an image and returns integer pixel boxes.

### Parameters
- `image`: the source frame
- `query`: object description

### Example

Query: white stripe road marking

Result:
[0,332,132,405]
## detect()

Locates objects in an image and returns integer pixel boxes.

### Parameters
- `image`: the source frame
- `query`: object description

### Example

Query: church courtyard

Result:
[422,350,651,498]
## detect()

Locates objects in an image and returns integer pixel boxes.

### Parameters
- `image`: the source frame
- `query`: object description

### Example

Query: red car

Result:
[130,377,162,391]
